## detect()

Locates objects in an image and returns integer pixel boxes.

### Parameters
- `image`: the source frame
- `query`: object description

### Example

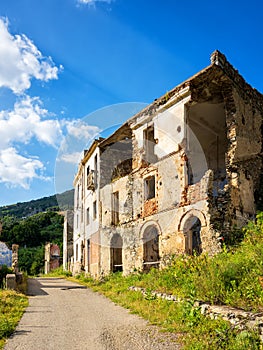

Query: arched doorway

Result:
[110,234,123,272]
[183,216,202,255]
[143,225,159,272]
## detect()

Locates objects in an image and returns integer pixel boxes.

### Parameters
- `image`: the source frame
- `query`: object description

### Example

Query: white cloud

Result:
[0,95,62,149]
[0,18,61,94]
[0,95,100,189]
[56,121,100,165]
[59,151,83,164]
[64,120,100,140]
[0,147,49,189]
[78,0,113,5]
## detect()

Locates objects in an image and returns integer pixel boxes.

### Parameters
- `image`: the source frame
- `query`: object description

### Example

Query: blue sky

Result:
[0,0,262,206]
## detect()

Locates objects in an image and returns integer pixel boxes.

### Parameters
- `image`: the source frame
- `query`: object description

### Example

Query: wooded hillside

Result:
[0,189,74,218]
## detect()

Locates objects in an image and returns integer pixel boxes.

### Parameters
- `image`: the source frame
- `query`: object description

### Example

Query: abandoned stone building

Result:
[71,50,263,277]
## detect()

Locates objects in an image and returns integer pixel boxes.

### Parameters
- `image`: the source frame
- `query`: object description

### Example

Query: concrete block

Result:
[6,274,16,290]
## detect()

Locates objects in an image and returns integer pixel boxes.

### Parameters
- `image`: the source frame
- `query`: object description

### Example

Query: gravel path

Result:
[4,278,181,350]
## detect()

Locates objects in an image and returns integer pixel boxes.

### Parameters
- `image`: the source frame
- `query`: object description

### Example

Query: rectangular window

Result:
[144,176,155,200]
[76,243,78,261]
[93,200,97,220]
[86,166,90,189]
[76,184,80,208]
[87,239,90,271]
[86,207,90,225]
[112,191,119,225]
[81,174,84,199]
[143,126,156,163]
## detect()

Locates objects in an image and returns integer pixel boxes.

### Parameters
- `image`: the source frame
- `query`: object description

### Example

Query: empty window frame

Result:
[143,125,156,163]
[86,207,90,225]
[86,166,90,189]
[144,176,155,200]
[93,200,97,220]
[76,243,79,261]
[81,204,84,223]
[112,191,119,225]
[76,184,80,208]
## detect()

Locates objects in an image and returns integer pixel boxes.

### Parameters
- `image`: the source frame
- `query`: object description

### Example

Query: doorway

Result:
[183,216,202,255]
[143,225,159,272]
[110,234,123,272]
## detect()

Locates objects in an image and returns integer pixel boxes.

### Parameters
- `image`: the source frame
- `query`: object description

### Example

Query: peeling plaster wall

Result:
[154,100,188,157]
[89,231,100,277]
[100,175,133,227]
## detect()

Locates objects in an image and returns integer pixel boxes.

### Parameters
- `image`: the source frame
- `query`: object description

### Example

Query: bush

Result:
[0,265,12,289]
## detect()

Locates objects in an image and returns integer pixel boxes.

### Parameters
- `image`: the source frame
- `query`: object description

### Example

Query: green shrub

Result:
[0,265,13,289]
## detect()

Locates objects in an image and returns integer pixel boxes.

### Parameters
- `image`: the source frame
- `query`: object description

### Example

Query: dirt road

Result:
[4,278,180,350]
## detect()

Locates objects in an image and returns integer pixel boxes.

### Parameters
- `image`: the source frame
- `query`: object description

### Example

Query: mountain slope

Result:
[0,189,74,218]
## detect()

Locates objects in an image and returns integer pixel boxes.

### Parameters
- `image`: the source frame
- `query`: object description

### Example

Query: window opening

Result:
[144,176,155,200]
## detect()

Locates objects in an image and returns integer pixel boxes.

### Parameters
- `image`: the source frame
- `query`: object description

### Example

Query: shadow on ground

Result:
[26,278,87,296]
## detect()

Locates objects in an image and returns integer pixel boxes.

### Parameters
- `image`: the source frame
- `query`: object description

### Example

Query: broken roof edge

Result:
[99,122,131,149]
[127,50,263,126]
[210,50,263,108]
[73,50,263,187]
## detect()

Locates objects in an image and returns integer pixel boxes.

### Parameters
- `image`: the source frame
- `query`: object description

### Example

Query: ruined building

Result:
[71,50,263,277]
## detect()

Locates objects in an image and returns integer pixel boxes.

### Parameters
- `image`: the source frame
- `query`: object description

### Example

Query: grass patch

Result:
[64,213,263,349]
[68,272,261,349]
[0,290,28,349]
[42,266,72,278]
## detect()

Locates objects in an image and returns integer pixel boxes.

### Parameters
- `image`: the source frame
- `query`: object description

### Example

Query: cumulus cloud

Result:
[0,18,61,94]
[56,120,100,165]
[59,151,83,164]
[0,18,100,190]
[64,119,100,140]
[0,147,48,189]
[0,95,100,189]
[0,95,62,149]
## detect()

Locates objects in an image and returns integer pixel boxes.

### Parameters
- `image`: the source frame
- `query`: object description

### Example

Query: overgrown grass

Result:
[0,290,28,349]
[43,265,72,277]
[69,272,261,349]
[66,213,263,349]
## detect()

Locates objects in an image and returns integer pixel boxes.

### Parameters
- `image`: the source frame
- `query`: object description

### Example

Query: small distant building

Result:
[0,242,12,267]
[44,243,60,274]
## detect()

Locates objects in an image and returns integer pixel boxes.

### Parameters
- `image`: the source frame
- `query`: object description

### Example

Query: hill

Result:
[0,189,74,218]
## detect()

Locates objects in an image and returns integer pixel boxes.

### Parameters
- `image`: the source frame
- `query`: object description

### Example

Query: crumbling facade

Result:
[71,51,263,277]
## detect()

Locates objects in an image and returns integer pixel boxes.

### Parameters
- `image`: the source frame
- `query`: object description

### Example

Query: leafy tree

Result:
[0,211,64,274]
[18,246,44,275]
